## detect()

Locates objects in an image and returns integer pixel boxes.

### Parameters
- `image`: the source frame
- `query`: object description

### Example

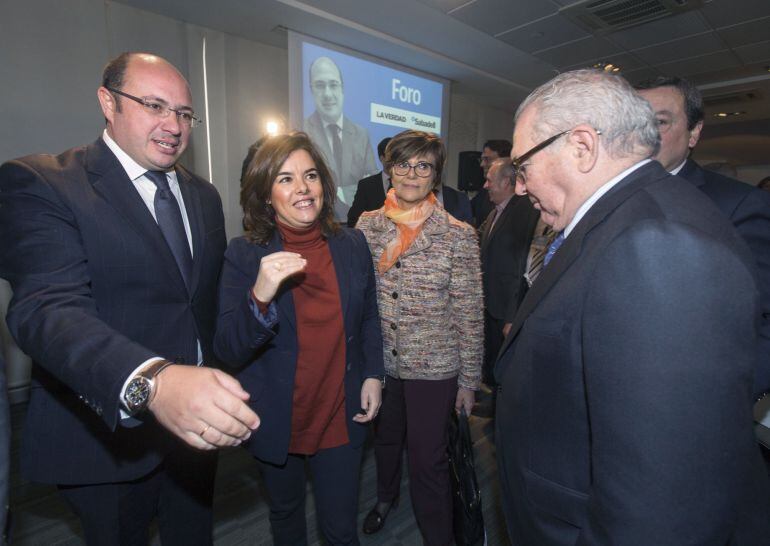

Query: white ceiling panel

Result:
[633,33,726,65]
[700,0,770,28]
[717,17,770,49]
[497,13,590,53]
[449,0,558,36]
[733,41,770,65]
[658,50,741,78]
[535,36,622,68]
[606,11,711,50]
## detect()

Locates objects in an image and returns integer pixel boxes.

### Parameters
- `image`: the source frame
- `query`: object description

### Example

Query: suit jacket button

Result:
[390,323,397,330]
[391,292,398,299]
[395,261,401,268]
[391,348,398,356]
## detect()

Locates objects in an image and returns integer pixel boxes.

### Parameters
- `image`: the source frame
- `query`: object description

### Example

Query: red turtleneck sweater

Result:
[276,221,348,454]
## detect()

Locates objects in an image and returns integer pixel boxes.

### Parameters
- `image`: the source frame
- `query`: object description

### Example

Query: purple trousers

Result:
[374,375,458,546]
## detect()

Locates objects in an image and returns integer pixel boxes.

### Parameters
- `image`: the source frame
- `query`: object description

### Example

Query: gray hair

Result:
[516,69,659,159]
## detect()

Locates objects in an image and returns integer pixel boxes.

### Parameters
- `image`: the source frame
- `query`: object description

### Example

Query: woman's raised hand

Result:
[251,251,307,303]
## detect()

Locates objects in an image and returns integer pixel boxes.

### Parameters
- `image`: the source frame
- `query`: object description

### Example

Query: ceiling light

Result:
[592,62,621,73]
[713,111,745,118]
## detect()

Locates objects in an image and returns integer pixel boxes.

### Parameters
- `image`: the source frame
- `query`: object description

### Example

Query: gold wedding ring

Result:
[199,424,211,437]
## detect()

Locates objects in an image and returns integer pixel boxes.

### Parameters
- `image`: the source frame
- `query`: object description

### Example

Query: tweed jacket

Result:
[356,205,483,389]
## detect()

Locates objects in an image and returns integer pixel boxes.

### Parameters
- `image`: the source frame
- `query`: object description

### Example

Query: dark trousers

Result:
[259,442,363,546]
[484,310,505,386]
[374,376,457,546]
[58,447,216,546]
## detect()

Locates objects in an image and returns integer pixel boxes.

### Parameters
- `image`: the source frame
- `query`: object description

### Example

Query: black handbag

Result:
[447,407,485,546]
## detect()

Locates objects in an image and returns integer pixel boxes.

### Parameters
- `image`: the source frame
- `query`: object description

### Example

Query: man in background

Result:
[347,137,392,227]
[496,68,769,544]
[304,56,377,221]
[475,159,537,416]
[471,139,511,226]
[635,76,770,398]
[0,52,259,544]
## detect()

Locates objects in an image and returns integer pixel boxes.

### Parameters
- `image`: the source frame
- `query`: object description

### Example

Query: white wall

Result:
[1,0,507,400]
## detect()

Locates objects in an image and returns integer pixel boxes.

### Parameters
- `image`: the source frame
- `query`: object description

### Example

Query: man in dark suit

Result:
[347,137,391,227]
[478,159,537,393]
[348,136,473,226]
[0,52,260,544]
[0,352,9,544]
[304,56,377,221]
[636,76,770,397]
[495,69,770,544]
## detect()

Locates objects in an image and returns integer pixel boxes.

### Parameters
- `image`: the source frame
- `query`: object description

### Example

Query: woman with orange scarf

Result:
[355,130,483,545]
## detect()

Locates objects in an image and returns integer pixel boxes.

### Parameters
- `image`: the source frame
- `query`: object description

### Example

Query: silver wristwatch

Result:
[124,360,174,414]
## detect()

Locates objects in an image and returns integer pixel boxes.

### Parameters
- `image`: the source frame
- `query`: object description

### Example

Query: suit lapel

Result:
[498,162,669,358]
[678,159,706,188]
[328,234,351,326]
[85,140,187,292]
[479,209,495,252]
[308,112,335,171]
[177,166,204,295]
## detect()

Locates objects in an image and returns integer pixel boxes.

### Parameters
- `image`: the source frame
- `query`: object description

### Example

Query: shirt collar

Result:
[322,115,344,131]
[564,159,651,238]
[670,159,687,176]
[102,130,176,183]
[495,194,514,214]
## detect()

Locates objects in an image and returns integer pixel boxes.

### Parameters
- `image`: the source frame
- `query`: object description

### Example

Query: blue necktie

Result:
[543,232,565,267]
[145,170,193,289]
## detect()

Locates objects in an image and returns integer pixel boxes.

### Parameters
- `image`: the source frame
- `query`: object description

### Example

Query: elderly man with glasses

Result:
[494,68,770,545]
[0,52,260,544]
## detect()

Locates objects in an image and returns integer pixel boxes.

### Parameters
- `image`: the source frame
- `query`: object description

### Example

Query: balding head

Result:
[309,56,344,123]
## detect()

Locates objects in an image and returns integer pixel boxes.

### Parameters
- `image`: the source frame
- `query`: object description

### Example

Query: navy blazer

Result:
[679,159,770,396]
[214,227,384,465]
[0,139,226,484]
[495,162,770,545]
[0,353,9,541]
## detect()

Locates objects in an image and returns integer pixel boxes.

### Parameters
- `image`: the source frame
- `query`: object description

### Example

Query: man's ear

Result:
[569,125,600,174]
[688,120,704,149]
[97,87,117,125]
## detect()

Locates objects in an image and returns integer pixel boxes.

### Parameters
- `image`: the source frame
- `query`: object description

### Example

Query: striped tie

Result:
[525,223,556,287]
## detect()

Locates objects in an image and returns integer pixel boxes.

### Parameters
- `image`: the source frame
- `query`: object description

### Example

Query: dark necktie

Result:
[543,232,565,267]
[328,123,343,175]
[144,170,193,289]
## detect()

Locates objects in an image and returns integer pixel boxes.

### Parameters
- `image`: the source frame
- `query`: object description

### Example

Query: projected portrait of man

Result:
[304,56,377,222]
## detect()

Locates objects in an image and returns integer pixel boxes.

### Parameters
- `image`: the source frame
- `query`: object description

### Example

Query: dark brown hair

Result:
[384,130,446,191]
[241,132,339,244]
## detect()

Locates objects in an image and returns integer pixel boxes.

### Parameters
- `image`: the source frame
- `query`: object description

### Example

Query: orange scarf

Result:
[377,188,437,273]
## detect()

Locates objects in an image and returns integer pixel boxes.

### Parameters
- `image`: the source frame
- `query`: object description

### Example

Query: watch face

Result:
[125,377,151,412]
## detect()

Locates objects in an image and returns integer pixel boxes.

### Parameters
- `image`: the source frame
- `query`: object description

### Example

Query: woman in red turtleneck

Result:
[214,132,384,545]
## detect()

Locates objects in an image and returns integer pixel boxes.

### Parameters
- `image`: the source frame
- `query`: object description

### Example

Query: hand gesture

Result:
[251,251,307,303]
[149,365,260,450]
